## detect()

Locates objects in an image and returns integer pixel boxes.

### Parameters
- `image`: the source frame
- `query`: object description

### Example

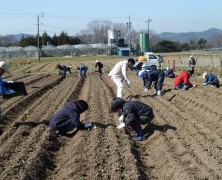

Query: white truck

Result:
[133,52,161,71]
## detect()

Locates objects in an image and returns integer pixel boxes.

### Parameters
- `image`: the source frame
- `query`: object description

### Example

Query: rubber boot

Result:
[157,90,161,96]
[153,90,157,95]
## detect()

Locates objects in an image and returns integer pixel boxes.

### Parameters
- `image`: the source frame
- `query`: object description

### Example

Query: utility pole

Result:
[146,17,152,34]
[146,17,152,51]
[126,15,132,56]
[37,13,44,63]
[37,15,40,62]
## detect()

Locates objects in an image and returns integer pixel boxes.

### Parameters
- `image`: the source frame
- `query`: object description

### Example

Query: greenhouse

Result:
[6,46,23,58]
[90,43,110,55]
[57,44,77,56]
[23,46,39,58]
[73,44,97,55]
[41,45,59,57]
[0,47,7,59]
[0,43,113,59]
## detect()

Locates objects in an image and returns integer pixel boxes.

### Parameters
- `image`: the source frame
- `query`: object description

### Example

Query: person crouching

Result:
[111,97,154,141]
[49,100,90,136]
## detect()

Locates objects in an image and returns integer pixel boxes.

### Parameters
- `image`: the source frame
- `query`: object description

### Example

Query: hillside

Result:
[158,28,222,43]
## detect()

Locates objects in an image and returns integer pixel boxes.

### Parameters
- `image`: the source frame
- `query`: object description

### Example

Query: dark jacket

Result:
[143,69,165,89]
[95,62,103,69]
[49,102,85,131]
[165,68,175,78]
[122,101,153,126]
[189,58,196,67]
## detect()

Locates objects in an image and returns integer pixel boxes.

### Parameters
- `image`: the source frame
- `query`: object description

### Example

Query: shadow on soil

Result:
[143,123,177,139]
[13,119,50,128]
[126,89,173,100]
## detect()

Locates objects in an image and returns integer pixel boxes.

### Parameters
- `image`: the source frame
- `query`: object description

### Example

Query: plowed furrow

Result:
[127,78,222,179]
[0,77,82,179]
[2,74,57,110]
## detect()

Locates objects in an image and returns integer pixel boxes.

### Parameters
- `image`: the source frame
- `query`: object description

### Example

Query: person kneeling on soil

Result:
[165,67,176,78]
[111,97,154,141]
[202,72,220,88]
[174,70,196,90]
[49,100,92,136]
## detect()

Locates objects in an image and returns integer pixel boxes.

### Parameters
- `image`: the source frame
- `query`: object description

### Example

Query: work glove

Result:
[203,83,206,86]
[117,122,125,129]
[126,80,132,88]
[119,115,124,124]
[144,88,148,93]
[6,89,16,95]
[193,84,196,87]
[84,122,92,129]
[7,81,13,83]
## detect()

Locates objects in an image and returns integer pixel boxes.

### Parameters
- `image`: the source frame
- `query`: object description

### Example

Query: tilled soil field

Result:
[0,59,221,180]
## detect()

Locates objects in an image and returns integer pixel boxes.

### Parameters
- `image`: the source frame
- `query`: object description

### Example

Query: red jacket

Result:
[174,71,192,87]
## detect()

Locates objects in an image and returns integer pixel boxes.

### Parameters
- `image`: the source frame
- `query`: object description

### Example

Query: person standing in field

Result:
[172,60,176,72]
[108,58,135,98]
[95,60,103,75]
[77,65,88,78]
[188,55,196,76]
[157,54,164,70]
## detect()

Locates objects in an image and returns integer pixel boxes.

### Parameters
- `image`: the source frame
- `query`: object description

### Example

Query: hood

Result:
[64,101,78,111]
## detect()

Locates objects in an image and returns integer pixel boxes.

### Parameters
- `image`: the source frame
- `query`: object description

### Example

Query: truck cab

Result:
[133,52,160,72]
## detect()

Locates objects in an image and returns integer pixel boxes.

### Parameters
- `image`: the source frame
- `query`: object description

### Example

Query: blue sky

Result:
[0,0,221,36]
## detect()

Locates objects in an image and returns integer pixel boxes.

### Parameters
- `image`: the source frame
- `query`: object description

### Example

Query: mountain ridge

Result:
[158,28,222,43]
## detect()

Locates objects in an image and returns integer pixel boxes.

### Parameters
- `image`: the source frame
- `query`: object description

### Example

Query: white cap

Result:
[202,72,207,78]
[69,66,72,69]
[0,61,10,74]
[96,60,99,63]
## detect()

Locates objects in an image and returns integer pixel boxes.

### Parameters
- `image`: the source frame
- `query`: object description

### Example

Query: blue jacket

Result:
[49,102,85,131]
[0,76,14,95]
[122,101,153,126]
[79,66,88,74]
[205,74,219,84]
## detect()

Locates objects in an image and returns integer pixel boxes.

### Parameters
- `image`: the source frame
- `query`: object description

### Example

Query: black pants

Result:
[129,110,154,133]
[98,68,102,75]
[154,73,165,91]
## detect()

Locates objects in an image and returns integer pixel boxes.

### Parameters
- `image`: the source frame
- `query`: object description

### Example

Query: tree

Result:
[42,31,52,46]
[57,31,70,45]
[154,40,179,52]
[19,35,37,47]
[197,38,207,49]
[51,34,58,46]
[87,20,112,43]
[76,30,93,44]
[69,36,81,45]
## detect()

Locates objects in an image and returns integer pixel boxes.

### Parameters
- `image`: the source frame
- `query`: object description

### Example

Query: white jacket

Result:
[108,60,129,82]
